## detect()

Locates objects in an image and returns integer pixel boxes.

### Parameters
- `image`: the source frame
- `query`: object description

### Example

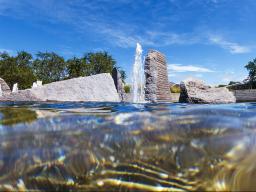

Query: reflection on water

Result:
[0,102,256,191]
[0,107,37,125]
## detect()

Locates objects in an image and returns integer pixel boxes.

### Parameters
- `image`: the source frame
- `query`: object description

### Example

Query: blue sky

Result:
[0,0,256,85]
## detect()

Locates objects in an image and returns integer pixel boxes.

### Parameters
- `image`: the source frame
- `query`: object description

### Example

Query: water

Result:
[132,43,145,103]
[1,102,256,191]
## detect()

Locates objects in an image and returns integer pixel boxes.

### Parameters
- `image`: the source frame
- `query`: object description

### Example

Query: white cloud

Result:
[168,73,177,77]
[220,71,246,84]
[0,48,14,55]
[209,36,251,54]
[0,0,253,52]
[195,73,203,78]
[168,64,214,72]
[0,0,203,48]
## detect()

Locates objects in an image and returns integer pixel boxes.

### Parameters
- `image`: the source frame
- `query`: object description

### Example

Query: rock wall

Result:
[144,50,171,102]
[112,68,125,101]
[0,73,120,102]
[232,89,256,102]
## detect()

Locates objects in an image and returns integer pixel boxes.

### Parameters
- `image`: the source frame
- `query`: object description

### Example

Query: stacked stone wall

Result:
[145,50,171,102]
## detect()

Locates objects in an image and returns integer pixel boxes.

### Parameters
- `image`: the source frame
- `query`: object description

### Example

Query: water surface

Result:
[0,102,256,191]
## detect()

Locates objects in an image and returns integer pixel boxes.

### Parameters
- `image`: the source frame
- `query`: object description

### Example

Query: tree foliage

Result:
[85,52,116,75]
[66,57,87,78]
[245,58,256,88]
[0,52,36,89]
[0,50,126,90]
[228,81,240,86]
[32,52,66,84]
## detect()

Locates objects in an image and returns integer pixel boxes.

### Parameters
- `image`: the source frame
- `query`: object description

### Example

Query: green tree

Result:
[16,51,33,67]
[66,52,126,81]
[0,52,36,89]
[0,52,19,88]
[85,52,116,75]
[228,81,239,85]
[245,58,256,88]
[66,57,88,78]
[32,52,66,84]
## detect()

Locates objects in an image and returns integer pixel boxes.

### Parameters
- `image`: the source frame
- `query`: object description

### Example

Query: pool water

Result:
[0,102,256,191]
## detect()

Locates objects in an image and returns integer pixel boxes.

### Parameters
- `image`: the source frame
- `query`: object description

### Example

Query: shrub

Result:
[170,84,181,93]
[124,85,131,93]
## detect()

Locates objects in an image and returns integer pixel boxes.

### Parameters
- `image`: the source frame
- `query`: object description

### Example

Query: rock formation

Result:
[32,80,43,89]
[0,90,39,101]
[0,78,11,94]
[12,83,18,93]
[0,73,120,102]
[179,78,236,104]
[112,68,125,101]
[144,50,171,102]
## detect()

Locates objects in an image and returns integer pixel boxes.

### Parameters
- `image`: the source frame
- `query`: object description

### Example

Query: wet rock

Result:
[0,73,120,102]
[179,78,236,104]
[112,68,125,101]
[144,50,171,102]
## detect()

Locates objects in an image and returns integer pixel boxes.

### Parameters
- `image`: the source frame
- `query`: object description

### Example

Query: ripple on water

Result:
[0,102,256,191]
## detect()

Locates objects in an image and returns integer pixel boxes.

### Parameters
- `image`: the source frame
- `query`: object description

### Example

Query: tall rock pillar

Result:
[112,68,125,101]
[144,50,171,102]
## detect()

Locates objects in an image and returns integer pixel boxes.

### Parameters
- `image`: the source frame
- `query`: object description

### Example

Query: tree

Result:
[32,52,66,84]
[15,52,36,89]
[228,81,240,85]
[245,58,256,89]
[66,57,88,79]
[85,52,116,75]
[0,52,36,89]
[0,52,19,88]
[0,50,127,90]
[16,51,33,67]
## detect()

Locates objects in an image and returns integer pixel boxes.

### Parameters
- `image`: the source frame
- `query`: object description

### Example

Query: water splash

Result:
[132,43,145,103]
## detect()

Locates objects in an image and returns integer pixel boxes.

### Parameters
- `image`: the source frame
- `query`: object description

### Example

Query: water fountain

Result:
[132,43,145,103]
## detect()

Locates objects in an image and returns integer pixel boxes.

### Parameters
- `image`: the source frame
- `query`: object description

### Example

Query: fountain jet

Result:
[132,43,145,103]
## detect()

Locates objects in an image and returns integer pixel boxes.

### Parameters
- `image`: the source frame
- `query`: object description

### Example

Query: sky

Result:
[0,0,256,85]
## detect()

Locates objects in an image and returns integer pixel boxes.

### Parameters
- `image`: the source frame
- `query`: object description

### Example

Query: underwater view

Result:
[0,102,256,191]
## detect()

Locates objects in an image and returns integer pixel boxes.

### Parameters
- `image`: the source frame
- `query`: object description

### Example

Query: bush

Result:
[124,85,131,93]
[170,84,181,93]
